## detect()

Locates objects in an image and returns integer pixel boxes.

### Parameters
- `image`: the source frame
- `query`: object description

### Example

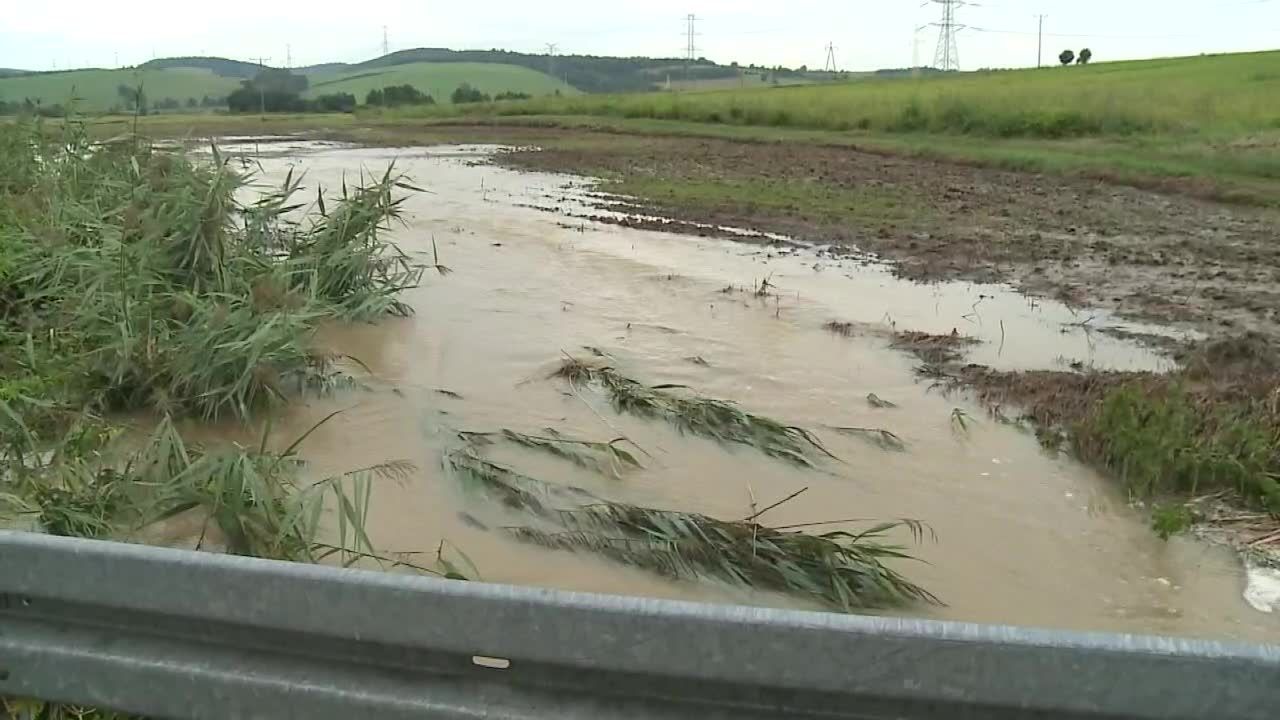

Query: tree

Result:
[365,85,433,108]
[227,70,308,113]
[116,84,146,113]
[450,83,490,104]
[186,97,198,109]
[1078,48,1093,65]
[1059,49,1076,66]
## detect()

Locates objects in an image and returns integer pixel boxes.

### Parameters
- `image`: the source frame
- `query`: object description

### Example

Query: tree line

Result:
[226,70,539,113]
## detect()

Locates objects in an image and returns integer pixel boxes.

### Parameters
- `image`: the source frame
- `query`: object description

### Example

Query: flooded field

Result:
[199,140,1277,642]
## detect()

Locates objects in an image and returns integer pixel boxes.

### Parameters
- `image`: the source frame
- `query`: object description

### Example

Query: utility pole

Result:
[545,43,558,80]
[382,26,390,56]
[1036,14,1047,68]
[824,42,838,73]
[928,0,965,72]
[912,24,929,75]
[286,44,292,69]
[684,14,698,83]
[255,56,270,115]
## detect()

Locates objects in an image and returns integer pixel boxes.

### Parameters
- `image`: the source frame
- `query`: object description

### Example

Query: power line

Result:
[824,42,838,72]
[684,13,699,81]
[928,0,966,71]
[382,26,389,56]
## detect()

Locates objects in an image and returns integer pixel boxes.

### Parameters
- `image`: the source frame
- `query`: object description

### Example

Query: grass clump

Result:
[552,357,837,467]
[2,118,424,424]
[956,334,1280,519]
[1079,383,1280,511]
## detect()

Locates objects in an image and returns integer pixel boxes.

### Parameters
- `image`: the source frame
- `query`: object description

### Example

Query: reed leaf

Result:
[511,504,939,611]
[552,358,838,467]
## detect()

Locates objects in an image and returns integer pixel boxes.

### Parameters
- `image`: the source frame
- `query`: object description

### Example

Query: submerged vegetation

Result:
[446,431,937,611]
[0,115,431,556]
[553,357,838,466]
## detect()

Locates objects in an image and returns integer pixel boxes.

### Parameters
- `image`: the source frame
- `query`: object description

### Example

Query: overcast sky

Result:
[2,0,1276,72]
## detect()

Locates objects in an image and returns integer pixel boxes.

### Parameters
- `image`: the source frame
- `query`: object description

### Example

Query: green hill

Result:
[0,68,241,111]
[306,62,577,104]
[347,48,747,93]
[138,57,263,79]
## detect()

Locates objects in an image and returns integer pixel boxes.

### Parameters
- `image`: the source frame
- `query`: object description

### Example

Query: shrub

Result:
[313,92,357,113]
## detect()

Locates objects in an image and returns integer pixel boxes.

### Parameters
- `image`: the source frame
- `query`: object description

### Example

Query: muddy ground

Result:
[480,129,1280,347]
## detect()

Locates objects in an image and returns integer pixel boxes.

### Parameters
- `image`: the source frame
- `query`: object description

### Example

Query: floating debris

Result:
[892,329,981,365]
[828,426,908,452]
[867,393,898,409]
[824,321,857,337]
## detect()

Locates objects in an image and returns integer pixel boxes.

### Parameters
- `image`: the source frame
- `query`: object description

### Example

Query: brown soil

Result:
[485,130,1280,346]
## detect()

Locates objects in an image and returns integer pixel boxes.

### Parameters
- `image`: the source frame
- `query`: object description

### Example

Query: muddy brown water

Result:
[184,140,1276,642]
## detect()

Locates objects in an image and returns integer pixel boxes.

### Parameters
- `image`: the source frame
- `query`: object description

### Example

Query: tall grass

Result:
[1,114,443,716]
[406,50,1280,139]
[2,117,423,423]
[0,114,431,558]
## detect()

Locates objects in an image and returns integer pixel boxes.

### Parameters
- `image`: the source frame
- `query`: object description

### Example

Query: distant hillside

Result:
[349,48,743,93]
[0,68,240,111]
[0,69,27,78]
[307,62,576,104]
[138,56,264,79]
[297,63,352,76]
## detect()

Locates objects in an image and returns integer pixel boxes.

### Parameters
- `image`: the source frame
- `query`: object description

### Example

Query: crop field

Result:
[0,61,576,113]
[424,51,1280,137]
[306,61,576,103]
[0,67,241,111]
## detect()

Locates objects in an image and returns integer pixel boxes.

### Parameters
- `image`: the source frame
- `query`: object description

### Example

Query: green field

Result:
[0,61,576,113]
[0,68,241,111]
[424,51,1280,138]
[307,62,577,104]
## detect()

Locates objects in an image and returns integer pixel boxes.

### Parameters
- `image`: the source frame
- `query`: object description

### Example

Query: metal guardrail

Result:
[1,531,1277,719]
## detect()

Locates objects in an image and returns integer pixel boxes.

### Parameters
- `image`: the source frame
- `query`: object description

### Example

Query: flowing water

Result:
[191,139,1276,642]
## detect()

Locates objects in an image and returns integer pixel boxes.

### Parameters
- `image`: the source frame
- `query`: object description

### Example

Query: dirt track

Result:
[490,131,1280,345]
